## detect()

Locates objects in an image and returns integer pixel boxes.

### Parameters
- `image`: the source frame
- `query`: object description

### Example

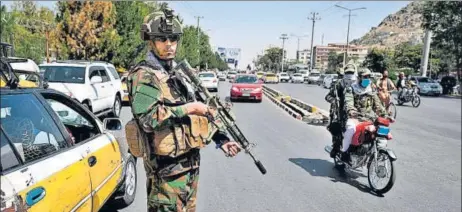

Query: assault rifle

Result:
[173,59,267,175]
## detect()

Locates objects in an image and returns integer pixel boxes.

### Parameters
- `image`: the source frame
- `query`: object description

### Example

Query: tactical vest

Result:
[124,63,212,162]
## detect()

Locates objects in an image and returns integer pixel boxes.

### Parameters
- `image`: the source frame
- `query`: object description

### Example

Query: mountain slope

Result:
[351,1,425,48]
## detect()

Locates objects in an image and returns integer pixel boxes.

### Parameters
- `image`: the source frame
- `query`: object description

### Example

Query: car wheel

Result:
[256,99,262,103]
[109,155,137,208]
[110,96,122,118]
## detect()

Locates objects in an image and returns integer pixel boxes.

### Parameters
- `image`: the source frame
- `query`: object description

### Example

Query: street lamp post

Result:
[290,33,309,63]
[280,33,289,72]
[335,5,366,67]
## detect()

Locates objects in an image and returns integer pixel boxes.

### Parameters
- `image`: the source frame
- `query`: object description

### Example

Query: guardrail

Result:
[262,85,329,126]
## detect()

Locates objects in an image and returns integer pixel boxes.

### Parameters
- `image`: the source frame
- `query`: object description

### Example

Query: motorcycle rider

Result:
[396,72,407,100]
[325,63,357,158]
[341,68,389,165]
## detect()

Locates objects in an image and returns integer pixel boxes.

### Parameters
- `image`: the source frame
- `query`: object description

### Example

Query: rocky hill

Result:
[350,1,425,48]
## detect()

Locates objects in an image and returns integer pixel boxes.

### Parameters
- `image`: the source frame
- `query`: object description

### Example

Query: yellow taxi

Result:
[263,73,279,84]
[120,72,129,103]
[0,58,41,88]
[256,71,265,79]
[1,59,137,211]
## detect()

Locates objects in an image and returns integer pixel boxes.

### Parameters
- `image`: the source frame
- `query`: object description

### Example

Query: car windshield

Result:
[333,75,338,79]
[310,73,320,76]
[235,76,257,83]
[417,77,434,83]
[293,74,302,77]
[41,66,86,84]
[228,71,237,75]
[280,73,288,76]
[199,73,215,78]
[266,74,276,77]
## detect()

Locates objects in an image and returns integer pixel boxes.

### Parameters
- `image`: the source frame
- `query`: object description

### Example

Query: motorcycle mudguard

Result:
[382,149,397,161]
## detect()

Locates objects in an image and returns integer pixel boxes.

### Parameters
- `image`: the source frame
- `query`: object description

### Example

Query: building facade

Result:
[313,43,369,70]
[296,49,311,65]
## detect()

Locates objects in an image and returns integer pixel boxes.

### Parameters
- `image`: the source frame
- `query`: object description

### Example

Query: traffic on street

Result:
[100,81,461,212]
[1,1,461,212]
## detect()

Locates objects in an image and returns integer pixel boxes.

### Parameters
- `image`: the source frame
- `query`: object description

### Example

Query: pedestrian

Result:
[124,8,242,212]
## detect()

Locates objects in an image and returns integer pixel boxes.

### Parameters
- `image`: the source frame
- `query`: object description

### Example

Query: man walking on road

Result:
[376,70,396,110]
[124,8,242,212]
[325,63,357,158]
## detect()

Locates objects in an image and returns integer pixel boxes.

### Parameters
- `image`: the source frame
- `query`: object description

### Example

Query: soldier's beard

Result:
[151,50,174,71]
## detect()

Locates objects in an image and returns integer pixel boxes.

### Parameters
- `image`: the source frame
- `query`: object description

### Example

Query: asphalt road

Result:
[103,81,461,212]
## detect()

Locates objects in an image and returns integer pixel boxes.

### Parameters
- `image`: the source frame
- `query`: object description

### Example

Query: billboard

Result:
[216,47,241,65]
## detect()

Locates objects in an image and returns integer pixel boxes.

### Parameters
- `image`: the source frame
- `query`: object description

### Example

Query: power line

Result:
[335,4,366,67]
[308,12,320,70]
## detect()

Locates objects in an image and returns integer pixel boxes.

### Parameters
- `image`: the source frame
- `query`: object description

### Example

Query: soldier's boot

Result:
[340,151,352,166]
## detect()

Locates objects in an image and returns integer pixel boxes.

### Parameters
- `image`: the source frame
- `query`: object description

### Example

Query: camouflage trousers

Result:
[147,168,200,212]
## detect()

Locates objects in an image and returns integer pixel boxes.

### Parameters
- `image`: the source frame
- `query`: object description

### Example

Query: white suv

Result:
[39,61,123,117]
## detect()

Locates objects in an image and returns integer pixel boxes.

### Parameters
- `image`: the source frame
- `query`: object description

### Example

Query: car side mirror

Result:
[90,76,103,84]
[103,118,122,131]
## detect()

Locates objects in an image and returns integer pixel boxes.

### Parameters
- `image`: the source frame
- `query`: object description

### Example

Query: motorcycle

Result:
[325,117,397,194]
[396,85,421,107]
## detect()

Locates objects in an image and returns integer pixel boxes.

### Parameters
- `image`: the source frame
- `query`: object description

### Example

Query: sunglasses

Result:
[154,35,180,42]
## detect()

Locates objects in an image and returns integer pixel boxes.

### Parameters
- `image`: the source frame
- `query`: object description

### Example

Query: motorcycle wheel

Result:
[367,150,396,194]
[334,157,346,171]
[388,102,397,119]
[411,96,421,108]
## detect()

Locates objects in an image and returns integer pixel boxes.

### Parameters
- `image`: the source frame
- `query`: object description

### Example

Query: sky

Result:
[1,1,410,69]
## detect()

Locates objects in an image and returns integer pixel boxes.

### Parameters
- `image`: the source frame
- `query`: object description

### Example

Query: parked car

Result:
[0,67,137,211]
[409,76,443,96]
[316,74,326,86]
[291,73,304,83]
[306,71,321,84]
[39,61,123,118]
[263,73,278,84]
[278,72,290,82]
[323,74,339,88]
[0,57,41,88]
[198,72,219,92]
[230,74,263,102]
[440,76,457,95]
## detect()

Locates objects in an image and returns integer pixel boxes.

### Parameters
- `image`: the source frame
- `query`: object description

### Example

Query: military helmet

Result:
[337,67,345,75]
[358,68,371,76]
[141,8,183,41]
[344,63,357,74]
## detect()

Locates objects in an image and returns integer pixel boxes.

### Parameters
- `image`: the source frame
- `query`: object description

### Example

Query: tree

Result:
[362,48,392,73]
[421,1,462,81]
[393,42,422,72]
[55,1,120,60]
[327,51,343,72]
[112,1,157,69]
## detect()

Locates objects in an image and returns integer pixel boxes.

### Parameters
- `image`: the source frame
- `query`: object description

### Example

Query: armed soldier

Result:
[340,68,391,165]
[325,64,357,158]
[125,8,242,212]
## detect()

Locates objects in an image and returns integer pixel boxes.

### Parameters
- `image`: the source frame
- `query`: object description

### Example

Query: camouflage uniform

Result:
[341,68,388,156]
[125,9,230,212]
[325,65,356,157]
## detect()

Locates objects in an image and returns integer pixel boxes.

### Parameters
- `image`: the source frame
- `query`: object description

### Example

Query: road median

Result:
[262,85,329,126]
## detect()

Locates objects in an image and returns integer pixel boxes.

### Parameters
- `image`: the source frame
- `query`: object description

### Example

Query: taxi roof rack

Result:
[1,57,48,89]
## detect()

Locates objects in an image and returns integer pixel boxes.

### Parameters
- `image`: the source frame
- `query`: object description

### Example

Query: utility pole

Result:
[280,33,289,73]
[308,12,320,71]
[335,5,366,68]
[290,34,308,62]
[194,16,204,69]
[321,33,324,46]
[420,30,432,77]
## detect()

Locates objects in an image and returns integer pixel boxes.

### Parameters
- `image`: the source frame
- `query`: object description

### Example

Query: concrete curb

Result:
[262,85,329,125]
[263,90,302,120]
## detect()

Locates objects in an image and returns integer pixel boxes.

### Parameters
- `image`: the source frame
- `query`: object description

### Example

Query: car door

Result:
[40,92,124,211]
[98,68,114,108]
[88,67,106,113]
[0,92,92,212]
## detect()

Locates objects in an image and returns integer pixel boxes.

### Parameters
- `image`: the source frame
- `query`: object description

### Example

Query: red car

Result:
[230,74,263,102]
